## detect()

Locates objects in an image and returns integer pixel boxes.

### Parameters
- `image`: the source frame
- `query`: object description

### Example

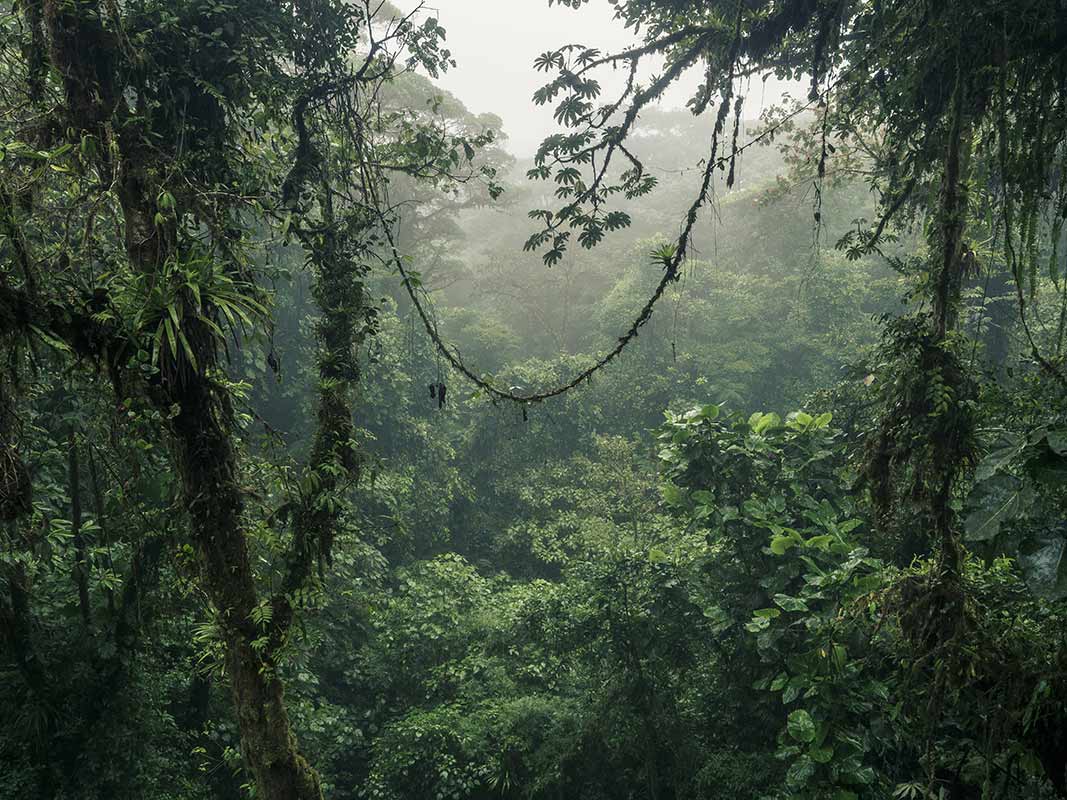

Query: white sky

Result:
[402,0,687,155]
[400,1,799,157]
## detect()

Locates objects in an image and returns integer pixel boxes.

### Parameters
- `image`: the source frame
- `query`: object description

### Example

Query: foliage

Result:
[2,1,1067,799]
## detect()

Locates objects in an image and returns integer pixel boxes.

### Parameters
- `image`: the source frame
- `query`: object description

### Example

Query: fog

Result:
[10,3,1061,799]
[403,0,797,156]
[406,0,642,154]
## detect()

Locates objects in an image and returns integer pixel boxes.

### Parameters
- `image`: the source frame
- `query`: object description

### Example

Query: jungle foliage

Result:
[1,1,1066,799]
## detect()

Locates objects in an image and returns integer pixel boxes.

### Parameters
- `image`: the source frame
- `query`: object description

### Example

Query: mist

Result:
[4,2,1066,799]
[403,0,799,155]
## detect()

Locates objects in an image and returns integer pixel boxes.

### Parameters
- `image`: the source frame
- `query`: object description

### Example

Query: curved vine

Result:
[382,90,830,405]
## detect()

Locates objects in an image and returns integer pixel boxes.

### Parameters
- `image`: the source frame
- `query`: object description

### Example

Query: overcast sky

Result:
[400,0,687,155]
[399,1,799,157]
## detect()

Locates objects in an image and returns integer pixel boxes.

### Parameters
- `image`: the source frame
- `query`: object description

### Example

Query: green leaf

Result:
[974,435,1026,481]
[177,330,200,372]
[964,475,1035,542]
[787,709,817,743]
[162,317,178,360]
[770,535,797,555]
[1017,529,1067,600]
[810,746,834,764]
[847,766,877,785]
[752,412,782,435]
[648,547,669,564]
[774,594,809,613]
[786,754,816,788]
[661,484,685,507]
[1046,429,1067,455]
[699,403,720,420]
[28,324,72,353]
[838,518,863,534]
[167,301,181,332]
[832,644,848,669]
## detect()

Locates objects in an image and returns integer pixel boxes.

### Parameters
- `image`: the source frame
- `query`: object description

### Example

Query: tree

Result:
[524,0,1067,567]
[0,1,496,796]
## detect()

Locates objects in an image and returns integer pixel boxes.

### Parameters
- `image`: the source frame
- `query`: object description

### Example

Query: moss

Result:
[42,0,119,131]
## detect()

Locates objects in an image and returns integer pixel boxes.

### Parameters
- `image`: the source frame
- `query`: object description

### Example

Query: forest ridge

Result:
[1,1,1066,799]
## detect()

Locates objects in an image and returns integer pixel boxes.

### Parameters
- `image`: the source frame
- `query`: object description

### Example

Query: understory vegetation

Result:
[1,1,1066,798]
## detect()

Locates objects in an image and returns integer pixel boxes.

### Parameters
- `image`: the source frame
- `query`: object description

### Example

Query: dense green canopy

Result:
[0,1,1065,799]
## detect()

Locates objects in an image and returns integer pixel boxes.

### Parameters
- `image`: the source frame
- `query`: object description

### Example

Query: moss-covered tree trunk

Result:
[39,2,328,797]
[170,380,324,800]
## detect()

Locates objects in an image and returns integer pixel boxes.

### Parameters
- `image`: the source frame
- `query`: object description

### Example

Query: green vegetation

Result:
[1,1,1066,798]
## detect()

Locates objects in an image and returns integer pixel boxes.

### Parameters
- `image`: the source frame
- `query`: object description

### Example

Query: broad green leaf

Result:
[1017,529,1067,600]
[964,475,1035,541]
[691,489,714,505]
[847,766,877,785]
[810,746,834,764]
[770,535,797,555]
[974,435,1026,481]
[753,607,781,619]
[753,412,782,435]
[746,616,771,632]
[786,754,816,788]
[787,709,817,742]
[773,594,809,613]
[661,484,685,507]
[804,534,834,550]
[699,403,721,420]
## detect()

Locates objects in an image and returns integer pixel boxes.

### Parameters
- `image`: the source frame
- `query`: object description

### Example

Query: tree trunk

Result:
[40,7,323,793]
[170,375,323,800]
